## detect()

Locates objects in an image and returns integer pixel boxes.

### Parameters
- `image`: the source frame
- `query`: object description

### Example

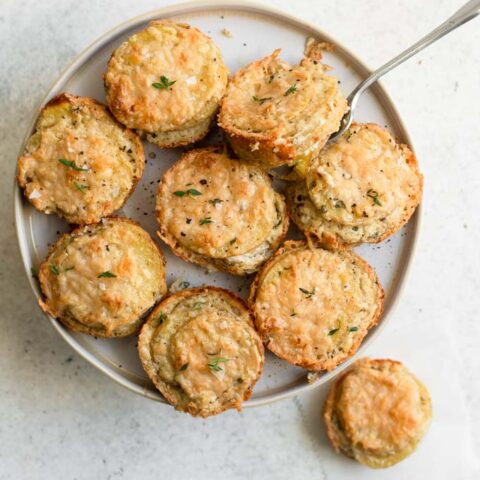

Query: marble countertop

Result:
[0,0,479,478]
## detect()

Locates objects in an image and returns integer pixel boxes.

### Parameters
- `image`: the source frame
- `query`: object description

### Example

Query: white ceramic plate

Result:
[14,0,420,408]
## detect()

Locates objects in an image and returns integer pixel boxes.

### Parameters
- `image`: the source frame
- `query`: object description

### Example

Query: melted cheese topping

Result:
[39,218,166,337]
[250,243,383,370]
[325,358,432,467]
[139,288,263,416]
[157,148,283,258]
[105,20,228,133]
[17,94,144,225]
[287,182,389,245]
[307,123,422,227]
[219,49,347,165]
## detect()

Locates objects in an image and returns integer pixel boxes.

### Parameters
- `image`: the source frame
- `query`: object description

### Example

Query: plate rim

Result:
[13,0,422,408]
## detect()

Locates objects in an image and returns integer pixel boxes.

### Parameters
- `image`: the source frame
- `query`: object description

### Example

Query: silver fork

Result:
[331,0,480,140]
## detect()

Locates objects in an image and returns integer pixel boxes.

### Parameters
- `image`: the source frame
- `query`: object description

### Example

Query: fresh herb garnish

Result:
[49,264,60,275]
[74,182,88,193]
[349,326,359,332]
[207,357,229,372]
[209,198,223,205]
[299,287,316,298]
[328,328,339,336]
[152,75,176,89]
[199,217,213,225]
[252,95,272,104]
[192,302,203,311]
[174,188,202,197]
[367,189,382,206]
[157,312,167,324]
[335,200,346,209]
[284,83,298,96]
[97,271,117,278]
[58,159,89,171]
[179,363,189,371]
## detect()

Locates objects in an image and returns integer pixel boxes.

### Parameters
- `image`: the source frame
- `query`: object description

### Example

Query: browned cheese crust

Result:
[287,123,423,248]
[218,45,348,169]
[323,358,432,468]
[138,287,264,417]
[156,147,289,275]
[248,241,384,371]
[104,20,228,148]
[38,217,167,337]
[17,93,144,224]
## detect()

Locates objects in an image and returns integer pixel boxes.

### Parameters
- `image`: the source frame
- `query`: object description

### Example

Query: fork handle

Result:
[348,0,480,108]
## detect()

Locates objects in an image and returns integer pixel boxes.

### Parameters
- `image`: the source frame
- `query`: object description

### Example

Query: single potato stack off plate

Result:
[138,287,264,417]
[105,20,229,148]
[15,2,421,406]
[323,358,432,468]
[156,147,289,275]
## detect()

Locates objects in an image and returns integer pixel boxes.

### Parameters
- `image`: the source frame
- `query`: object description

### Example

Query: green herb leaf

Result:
[284,83,298,96]
[349,326,359,332]
[98,271,117,278]
[74,182,88,193]
[252,95,272,104]
[367,189,382,206]
[179,363,189,371]
[58,159,89,171]
[49,264,60,275]
[156,312,167,324]
[207,357,229,372]
[199,217,213,225]
[152,75,177,89]
[175,188,202,197]
[299,287,315,297]
[192,302,203,311]
[328,328,339,336]
[209,198,223,205]
[335,200,346,209]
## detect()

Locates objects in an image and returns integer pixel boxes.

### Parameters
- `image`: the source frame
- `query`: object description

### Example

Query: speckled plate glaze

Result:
[14,0,421,408]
